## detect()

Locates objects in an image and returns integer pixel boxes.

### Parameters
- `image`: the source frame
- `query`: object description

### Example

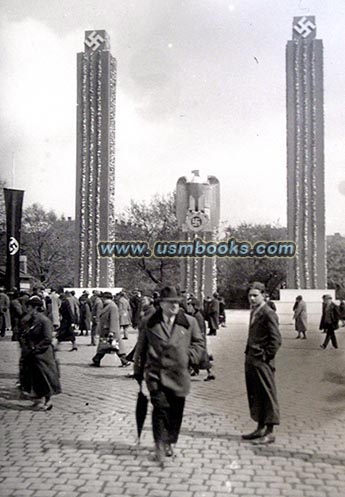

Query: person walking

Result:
[9,290,23,341]
[218,295,226,327]
[118,291,132,339]
[133,286,204,467]
[130,289,142,330]
[0,290,11,337]
[89,290,103,346]
[242,282,282,445]
[20,296,61,410]
[79,292,91,337]
[338,299,345,327]
[320,295,340,349]
[293,295,307,339]
[90,292,130,367]
[56,292,78,351]
[205,293,220,336]
[48,288,61,330]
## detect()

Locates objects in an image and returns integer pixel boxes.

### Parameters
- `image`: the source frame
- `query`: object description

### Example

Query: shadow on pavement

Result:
[181,427,241,443]
[0,372,18,380]
[53,438,146,456]
[0,387,37,411]
[249,445,345,468]
[58,362,94,368]
[83,373,134,380]
[323,370,345,385]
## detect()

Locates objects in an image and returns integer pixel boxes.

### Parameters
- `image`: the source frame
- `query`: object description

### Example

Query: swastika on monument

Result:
[9,237,19,256]
[293,16,316,38]
[85,31,105,51]
[191,216,202,228]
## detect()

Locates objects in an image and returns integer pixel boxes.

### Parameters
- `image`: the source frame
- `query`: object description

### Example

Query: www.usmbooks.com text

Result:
[98,238,296,258]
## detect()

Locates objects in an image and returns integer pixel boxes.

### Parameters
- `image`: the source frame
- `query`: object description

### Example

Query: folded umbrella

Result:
[126,344,137,362]
[135,383,148,442]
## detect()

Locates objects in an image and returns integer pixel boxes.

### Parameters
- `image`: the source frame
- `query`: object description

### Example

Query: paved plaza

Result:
[1,310,345,497]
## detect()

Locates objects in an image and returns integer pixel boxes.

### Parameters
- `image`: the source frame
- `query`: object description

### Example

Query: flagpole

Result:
[12,153,15,188]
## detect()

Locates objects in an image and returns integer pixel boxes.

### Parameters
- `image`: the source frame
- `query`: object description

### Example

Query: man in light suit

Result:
[90,292,130,367]
[134,286,204,466]
[242,281,282,445]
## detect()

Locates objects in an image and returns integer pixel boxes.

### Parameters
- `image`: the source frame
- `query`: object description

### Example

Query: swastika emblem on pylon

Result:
[85,31,105,51]
[9,237,19,256]
[293,16,316,38]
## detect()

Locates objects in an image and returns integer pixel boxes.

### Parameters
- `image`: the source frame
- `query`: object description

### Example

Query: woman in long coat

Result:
[56,293,78,350]
[293,295,307,339]
[79,293,91,336]
[20,296,61,410]
[118,292,132,339]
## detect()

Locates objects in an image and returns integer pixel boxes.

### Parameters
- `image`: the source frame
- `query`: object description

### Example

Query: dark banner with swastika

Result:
[4,188,24,291]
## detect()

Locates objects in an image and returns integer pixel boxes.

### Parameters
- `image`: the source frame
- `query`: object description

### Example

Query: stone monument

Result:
[176,170,220,301]
[75,30,116,288]
[279,16,332,321]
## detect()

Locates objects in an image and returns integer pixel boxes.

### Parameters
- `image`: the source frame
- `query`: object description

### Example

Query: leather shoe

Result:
[153,443,165,468]
[165,443,173,457]
[242,427,266,440]
[204,374,216,381]
[252,433,275,445]
[89,362,100,367]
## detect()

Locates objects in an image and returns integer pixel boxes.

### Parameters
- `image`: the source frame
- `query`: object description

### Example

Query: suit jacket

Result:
[134,308,204,397]
[245,303,281,364]
[319,302,339,330]
[99,301,120,338]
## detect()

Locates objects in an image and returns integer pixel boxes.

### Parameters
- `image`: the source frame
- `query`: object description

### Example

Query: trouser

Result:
[322,327,338,348]
[91,321,99,345]
[92,343,128,365]
[245,355,280,426]
[121,325,130,338]
[0,314,5,336]
[150,387,185,445]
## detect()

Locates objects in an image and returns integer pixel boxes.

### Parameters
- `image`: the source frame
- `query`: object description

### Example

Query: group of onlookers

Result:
[292,293,345,349]
[3,281,345,467]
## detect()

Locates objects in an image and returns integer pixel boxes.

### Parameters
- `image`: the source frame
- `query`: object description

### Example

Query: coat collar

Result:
[250,302,266,325]
[147,308,190,329]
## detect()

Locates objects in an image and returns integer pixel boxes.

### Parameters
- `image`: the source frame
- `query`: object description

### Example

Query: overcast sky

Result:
[0,0,345,234]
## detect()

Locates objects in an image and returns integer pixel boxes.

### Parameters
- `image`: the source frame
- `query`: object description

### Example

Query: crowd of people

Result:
[2,282,343,467]
[0,285,225,415]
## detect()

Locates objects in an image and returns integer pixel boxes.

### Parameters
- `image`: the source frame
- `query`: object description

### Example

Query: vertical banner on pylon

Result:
[4,188,24,291]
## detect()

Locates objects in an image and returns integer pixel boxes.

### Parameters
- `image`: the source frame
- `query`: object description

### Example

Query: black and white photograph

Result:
[1,1,345,496]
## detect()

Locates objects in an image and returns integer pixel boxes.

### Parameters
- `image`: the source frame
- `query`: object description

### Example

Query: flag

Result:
[4,188,24,291]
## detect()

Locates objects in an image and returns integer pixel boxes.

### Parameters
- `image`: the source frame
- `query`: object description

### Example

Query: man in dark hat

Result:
[90,292,130,367]
[134,286,204,466]
[242,281,282,445]
[319,294,339,349]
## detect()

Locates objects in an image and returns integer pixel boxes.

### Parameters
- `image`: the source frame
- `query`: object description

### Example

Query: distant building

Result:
[0,256,32,291]
[75,30,116,287]
[286,16,326,289]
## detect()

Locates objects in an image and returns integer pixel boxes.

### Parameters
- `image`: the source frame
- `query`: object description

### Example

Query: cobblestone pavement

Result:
[1,310,345,497]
